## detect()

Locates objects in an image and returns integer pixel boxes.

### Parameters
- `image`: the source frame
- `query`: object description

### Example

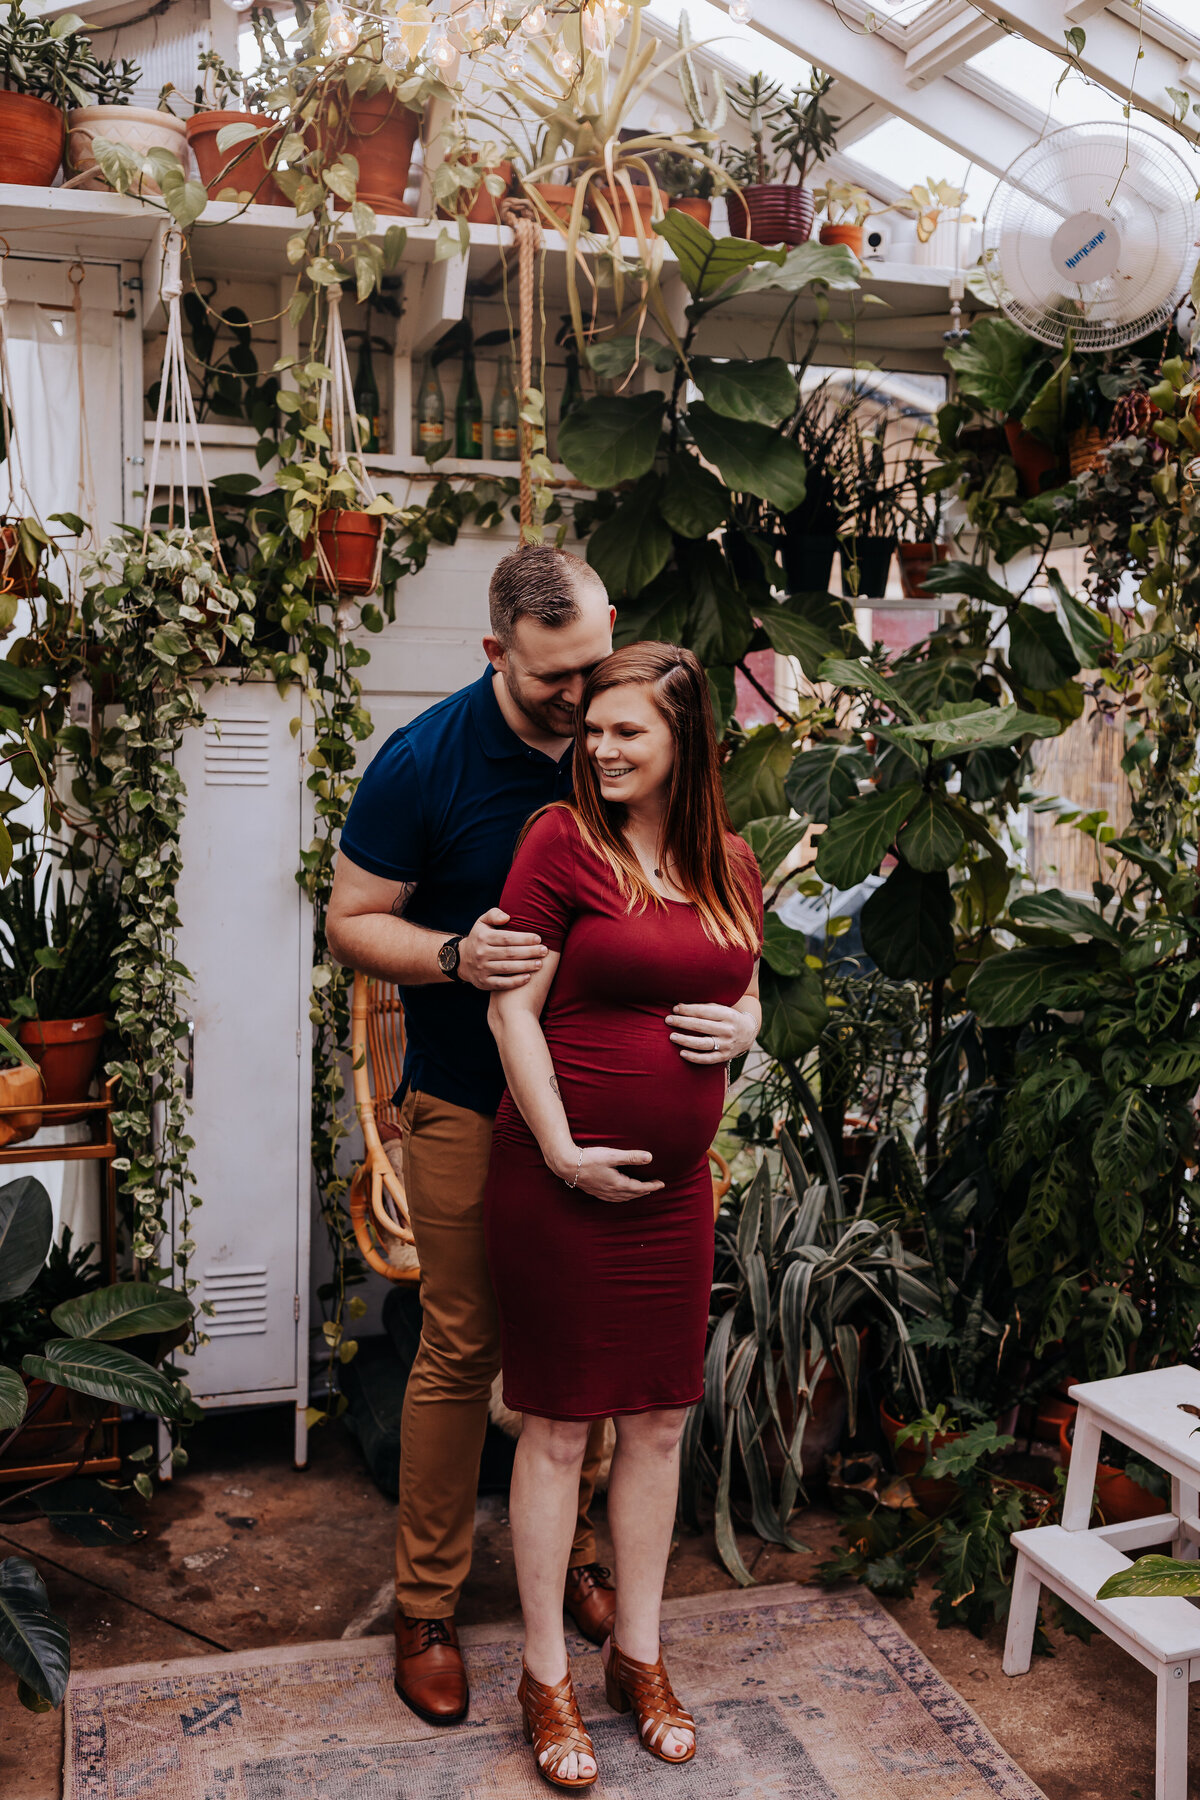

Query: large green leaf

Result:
[1098,1555,1200,1600]
[22,1340,187,1421]
[815,784,921,889]
[817,657,919,722]
[584,336,675,379]
[732,239,862,297]
[651,210,784,299]
[584,474,671,598]
[680,542,755,665]
[1009,889,1123,945]
[0,663,53,704]
[722,725,794,828]
[0,1558,69,1707]
[758,962,828,1062]
[0,1366,26,1432]
[556,393,665,488]
[886,702,1062,756]
[920,561,1018,609]
[740,816,808,882]
[659,454,728,538]
[1008,602,1081,693]
[785,742,868,823]
[687,405,807,511]
[897,795,965,873]
[757,605,836,679]
[50,1281,193,1343]
[613,573,690,648]
[1049,569,1115,667]
[860,863,956,981]
[707,665,737,738]
[1093,1090,1162,1191]
[966,945,1094,1027]
[943,314,1039,414]
[0,1177,52,1303]
[690,357,798,427]
[761,913,810,975]
[35,1477,142,1547]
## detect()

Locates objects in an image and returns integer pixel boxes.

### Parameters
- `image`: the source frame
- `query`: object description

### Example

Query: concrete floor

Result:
[0,1404,1190,1800]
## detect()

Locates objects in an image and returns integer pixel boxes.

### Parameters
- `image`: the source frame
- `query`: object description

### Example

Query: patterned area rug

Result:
[65,1584,1045,1800]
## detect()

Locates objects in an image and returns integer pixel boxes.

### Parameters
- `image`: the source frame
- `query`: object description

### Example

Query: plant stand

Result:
[0,1082,119,1485]
[1004,1367,1200,1800]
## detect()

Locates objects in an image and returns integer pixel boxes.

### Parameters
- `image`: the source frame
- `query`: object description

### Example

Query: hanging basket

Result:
[316,510,382,596]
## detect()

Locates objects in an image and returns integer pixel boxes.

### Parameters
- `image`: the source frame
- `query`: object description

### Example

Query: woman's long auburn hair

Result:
[540,643,759,952]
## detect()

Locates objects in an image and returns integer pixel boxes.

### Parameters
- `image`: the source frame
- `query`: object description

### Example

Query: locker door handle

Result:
[185,1019,195,1098]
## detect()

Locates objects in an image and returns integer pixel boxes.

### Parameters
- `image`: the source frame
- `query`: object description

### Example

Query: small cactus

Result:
[677,10,726,135]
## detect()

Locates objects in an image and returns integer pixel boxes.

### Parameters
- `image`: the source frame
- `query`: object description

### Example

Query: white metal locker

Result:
[167,677,313,1466]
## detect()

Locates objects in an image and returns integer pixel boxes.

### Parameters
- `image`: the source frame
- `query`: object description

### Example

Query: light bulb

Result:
[551,42,577,78]
[222,0,255,13]
[503,42,526,76]
[728,0,752,20]
[521,2,546,33]
[383,27,408,67]
[328,8,359,51]
[431,31,458,67]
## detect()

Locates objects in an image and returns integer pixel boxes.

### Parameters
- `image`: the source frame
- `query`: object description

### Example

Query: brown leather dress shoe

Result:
[563,1564,617,1647]
[393,1609,468,1725]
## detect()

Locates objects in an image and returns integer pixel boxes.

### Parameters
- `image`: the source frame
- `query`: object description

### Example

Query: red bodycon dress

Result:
[483,806,763,1420]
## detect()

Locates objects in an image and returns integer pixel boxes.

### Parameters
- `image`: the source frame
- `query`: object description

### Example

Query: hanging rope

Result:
[143,229,225,568]
[0,242,36,525]
[499,196,543,536]
[68,263,97,542]
[314,284,382,602]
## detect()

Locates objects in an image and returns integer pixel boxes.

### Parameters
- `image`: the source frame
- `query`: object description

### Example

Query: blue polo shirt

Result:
[339,669,573,1115]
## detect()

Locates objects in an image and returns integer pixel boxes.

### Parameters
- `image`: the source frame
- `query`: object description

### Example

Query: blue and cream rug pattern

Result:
[65,1584,1046,1799]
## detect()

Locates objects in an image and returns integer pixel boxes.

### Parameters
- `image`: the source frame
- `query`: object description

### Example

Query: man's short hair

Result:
[488,545,603,646]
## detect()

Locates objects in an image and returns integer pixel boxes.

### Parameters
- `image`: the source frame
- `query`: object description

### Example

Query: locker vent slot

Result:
[203,717,270,787]
[202,1265,268,1337]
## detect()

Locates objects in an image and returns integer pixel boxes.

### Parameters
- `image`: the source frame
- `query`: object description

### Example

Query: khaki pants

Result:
[395,1087,607,1619]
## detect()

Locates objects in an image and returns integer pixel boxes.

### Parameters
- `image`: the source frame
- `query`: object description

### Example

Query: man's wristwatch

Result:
[438,935,465,983]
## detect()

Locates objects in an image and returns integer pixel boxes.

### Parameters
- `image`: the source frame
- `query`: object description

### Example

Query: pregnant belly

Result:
[544,1013,726,1184]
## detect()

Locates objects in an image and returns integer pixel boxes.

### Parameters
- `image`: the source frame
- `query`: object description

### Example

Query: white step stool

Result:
[1003,1367,1200,1800]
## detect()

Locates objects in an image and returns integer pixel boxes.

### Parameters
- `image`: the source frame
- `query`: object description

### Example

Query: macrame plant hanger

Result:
[143,229,225,567]
[315,283,383,608]
[499,196,544,537]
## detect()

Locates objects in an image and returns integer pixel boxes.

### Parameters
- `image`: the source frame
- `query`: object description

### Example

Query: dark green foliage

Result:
[0,858,121,1022]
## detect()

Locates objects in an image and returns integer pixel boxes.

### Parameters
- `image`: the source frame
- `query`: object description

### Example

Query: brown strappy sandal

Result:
[517,1662,598,1790]
[603,1636,696,1765]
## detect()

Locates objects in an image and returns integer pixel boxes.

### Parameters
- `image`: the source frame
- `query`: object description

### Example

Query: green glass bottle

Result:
[491,351,520,461]
[353,332,381,454]
[455,348,483,460]
[416,360,447,460]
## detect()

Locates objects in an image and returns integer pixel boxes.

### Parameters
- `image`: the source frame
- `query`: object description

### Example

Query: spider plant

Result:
[680,1115,935,1586]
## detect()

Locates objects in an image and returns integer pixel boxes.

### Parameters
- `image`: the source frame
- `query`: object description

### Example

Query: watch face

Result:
[439,938,459,975]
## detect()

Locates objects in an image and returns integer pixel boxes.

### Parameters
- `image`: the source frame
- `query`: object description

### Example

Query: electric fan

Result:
[980,121,1198,349]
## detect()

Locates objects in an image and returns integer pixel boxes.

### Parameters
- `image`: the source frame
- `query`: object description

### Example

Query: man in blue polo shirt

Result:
[327,545,617,1727]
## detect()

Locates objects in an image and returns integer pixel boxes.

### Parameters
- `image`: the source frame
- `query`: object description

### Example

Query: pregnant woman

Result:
[485,643,762,1789]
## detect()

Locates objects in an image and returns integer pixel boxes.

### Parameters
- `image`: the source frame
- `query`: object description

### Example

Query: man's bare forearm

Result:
[327,886,452,985]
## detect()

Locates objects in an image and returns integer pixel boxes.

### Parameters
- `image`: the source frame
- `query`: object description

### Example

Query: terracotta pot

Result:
[880,1401,963,1515]
[586,182,659,239]
[897,540,949,600]
[318,86,418,216]
[437,157,512,225]
[819,221,864,257]
[0,1063,43,1148]
[316,509,382,596]
[0,91,64,187]
[840,534,895,599]
[1068,424,1107,479]
[16,1014,106,1125]
[528,181,577,226]
[1003,419,1063,497]
[186,110,288,206]
[67,105,188,194]
[726,184,813,247]
[669,195,711,227]
[0,523,40,598]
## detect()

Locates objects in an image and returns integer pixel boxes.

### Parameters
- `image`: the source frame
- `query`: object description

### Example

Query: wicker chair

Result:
[348,973,734,1286]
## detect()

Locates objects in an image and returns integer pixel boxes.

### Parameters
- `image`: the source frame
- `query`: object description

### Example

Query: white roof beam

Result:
[708,0,1042,174]
[1065,0,1110,19]
[904,4,1006,87]
[970,1,1200,142]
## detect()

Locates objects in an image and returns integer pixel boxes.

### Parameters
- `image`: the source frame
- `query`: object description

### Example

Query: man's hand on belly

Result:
[666,1002,757,1065]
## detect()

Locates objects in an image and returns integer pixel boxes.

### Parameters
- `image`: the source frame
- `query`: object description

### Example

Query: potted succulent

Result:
[724,68,838,247]
[0,0,103,187]
[896,452,949,598]
[814,180,884,260]
[657,149,717,227]
[67,56,190,194]
[433,129,514,226]
[0,861,121,1125]
[181,45,288,207]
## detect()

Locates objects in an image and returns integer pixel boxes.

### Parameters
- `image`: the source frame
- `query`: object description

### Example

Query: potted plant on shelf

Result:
[0,860,122,1124]
[896,450,949,598]
[67,57,189,195]
[180,42,288,208]
[814,180,884,259]
[943,315,1065,497]
[724,68,838,247]
[433,128,515,226]
[657,149,717,227]
[0,0,104,187]
[892,177,973,266]
[779,377,858,593]
[0,1025,42,1150]
[839,419,902,598]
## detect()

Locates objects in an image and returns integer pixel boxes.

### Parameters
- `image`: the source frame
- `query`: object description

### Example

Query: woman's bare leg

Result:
[604,1407,694,1759]
[510,1413,596,1781]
